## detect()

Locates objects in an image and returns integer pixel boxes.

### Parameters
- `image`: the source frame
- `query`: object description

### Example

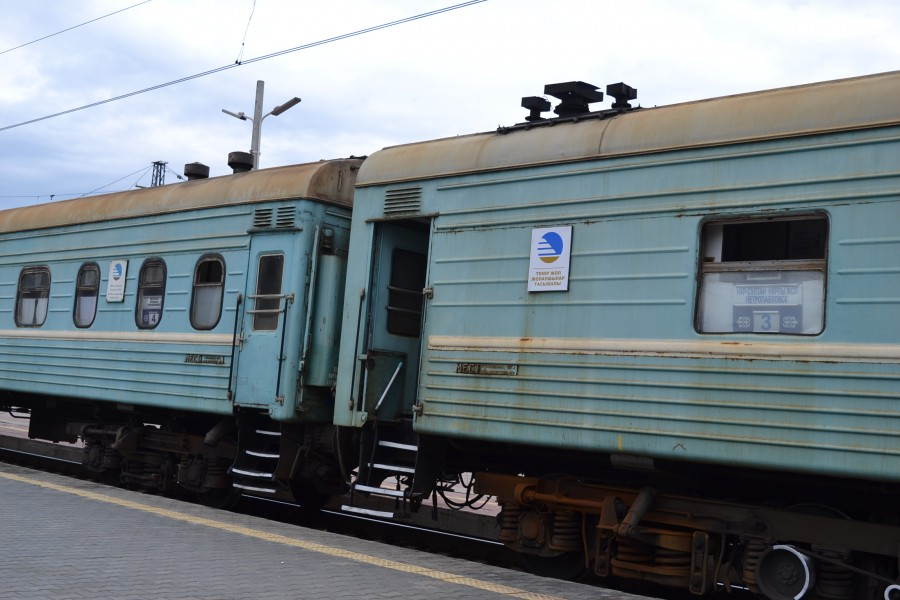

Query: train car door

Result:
[233,235,295,408]
[360,220,430,421]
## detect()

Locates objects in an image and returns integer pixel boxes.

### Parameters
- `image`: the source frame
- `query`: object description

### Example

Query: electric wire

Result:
[0,0,487,133]
[235,0,258,65]
[78,166,152,198]
[0,161,182,202]
[0,1,154,57]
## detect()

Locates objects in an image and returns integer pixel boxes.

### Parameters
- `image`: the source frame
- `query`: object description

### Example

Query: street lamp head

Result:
[270,97,301,116]
[222,109,250,121]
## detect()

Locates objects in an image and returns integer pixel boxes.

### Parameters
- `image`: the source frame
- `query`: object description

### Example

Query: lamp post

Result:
[222,80,301,170]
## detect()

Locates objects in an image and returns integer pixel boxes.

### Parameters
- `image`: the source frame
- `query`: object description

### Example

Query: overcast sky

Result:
[2,0,899,209]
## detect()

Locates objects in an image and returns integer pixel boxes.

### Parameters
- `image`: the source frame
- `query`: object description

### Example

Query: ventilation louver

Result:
[253,208,273,228]
[384,187,422,215]
[253,206,296,230]
[275,206,296,228]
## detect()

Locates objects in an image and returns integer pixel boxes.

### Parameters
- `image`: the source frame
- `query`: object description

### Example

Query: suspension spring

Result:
[814,546,855,600]
[499,503,522,543]
[742,538,768,595]
[549,510,582,552]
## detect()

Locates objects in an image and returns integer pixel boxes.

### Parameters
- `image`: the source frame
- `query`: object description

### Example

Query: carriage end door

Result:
[233,236,294,408]
[361,220,430,422]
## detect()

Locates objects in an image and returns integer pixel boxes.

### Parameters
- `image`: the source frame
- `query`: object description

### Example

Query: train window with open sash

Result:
[15,266,51,327]
[386,248,427,338]
[73,263,100,328]
[135,258,167,330]
[190,255,225,330]
[252,254,284,331]
[696,215,827,335]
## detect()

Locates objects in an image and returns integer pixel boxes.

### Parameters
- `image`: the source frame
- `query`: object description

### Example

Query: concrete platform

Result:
[0,462,640,600]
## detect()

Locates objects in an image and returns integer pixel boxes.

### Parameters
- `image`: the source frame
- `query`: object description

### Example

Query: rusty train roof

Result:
[357,70,900,187]
[0,158,361,234]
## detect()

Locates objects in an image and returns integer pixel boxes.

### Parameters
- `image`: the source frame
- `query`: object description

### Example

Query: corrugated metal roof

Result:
[357,71,900,186]
[0,158,361,234]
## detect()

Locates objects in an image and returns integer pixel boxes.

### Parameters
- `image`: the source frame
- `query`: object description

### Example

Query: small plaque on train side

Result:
[185,354,226,365]
[455,363,518,376]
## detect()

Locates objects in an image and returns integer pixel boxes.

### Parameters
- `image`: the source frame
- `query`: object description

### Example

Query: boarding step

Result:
[246,450,279,459]
[340,504,396,519]
[378,440,417,452]
[370,462,415,474]
[234,482,278,494]
[354,483,407,498]
[229,412,285,499]
[342,421,424,519]
[231,468,274,479]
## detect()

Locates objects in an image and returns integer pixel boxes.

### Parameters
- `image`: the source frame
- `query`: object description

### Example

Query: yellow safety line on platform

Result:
[0,470,566,600]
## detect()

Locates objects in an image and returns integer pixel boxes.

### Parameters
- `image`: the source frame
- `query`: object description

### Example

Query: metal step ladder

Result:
[229,415,282,497]
[342,422,422,518]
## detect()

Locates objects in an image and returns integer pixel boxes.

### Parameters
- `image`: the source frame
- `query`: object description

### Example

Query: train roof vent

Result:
[275,206,296,228]
[384,187,422,215]
[544,81,603,117]
[253,208,274,228]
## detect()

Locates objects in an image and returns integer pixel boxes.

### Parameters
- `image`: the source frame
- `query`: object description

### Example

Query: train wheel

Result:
[519,551,588,581]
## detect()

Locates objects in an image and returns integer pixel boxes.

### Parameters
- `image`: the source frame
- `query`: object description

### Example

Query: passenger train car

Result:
[3,71,900,600]
[0,159,361,502]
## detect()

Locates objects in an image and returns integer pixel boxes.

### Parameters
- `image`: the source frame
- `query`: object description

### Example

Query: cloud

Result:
[1,0,899,208]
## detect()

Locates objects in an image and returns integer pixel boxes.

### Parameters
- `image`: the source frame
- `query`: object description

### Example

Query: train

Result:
[2,71,900,600]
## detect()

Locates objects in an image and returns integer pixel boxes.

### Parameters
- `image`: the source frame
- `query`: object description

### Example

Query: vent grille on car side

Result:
[253,206,296,229]
[384,187,422,215]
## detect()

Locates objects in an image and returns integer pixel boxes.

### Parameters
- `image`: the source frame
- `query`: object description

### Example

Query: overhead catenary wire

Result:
[0,0,154,57]
[0,0,487,133]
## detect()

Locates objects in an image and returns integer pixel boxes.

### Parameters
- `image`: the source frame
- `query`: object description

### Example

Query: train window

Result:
[253,254,284,331]
[135,258,167,329]
[386,249,427,338]
[696,215,827,335]
[190,255,225,330]
[73,263,100,328]
[15,266,51,328]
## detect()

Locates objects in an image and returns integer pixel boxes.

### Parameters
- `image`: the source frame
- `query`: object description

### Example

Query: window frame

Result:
[73,262,101,328]
[135,258,167,330]
[15,266,51,328]
[189,254,226,330]
[695,213,828,336]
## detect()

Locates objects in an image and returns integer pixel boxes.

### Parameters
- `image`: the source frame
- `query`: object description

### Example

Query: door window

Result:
[253,254,284,331]
[386,249,427,338]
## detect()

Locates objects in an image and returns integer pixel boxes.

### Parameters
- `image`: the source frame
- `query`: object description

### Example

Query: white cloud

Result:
[0,0,898,208]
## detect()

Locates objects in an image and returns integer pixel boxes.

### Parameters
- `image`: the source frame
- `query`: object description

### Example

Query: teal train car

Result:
[335,72,900,598]
[0,159,360,502]
[3,72,900,600]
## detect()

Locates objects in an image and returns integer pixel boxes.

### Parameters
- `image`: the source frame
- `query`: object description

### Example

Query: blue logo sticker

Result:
[112,263,123,281]
[537,231,564,263]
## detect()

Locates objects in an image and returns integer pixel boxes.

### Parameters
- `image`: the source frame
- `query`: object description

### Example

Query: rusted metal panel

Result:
[0,159,360,235]
[357,71,900,187]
